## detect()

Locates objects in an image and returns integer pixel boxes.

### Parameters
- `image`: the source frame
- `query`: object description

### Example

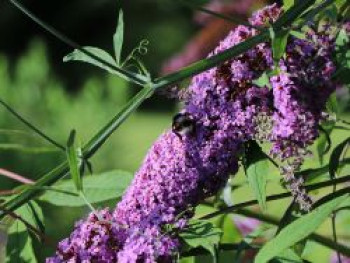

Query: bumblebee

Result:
[172,112,196,139]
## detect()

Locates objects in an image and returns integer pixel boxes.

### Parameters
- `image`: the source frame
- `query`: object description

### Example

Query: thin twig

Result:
[0,168,34,185]
[178,0,261,30]
[0,99,65,151]
[0,204,49,244]
[200,175,350,220]
[181,243,256,258]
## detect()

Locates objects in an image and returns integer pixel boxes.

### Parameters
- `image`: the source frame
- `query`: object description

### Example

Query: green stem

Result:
[83,86,154,158]
[9,0,147,86]
[200,176,350,220]
[154,0,321,89]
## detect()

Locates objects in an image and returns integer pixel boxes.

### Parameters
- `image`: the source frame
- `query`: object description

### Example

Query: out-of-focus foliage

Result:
[0,40,173,179]
[0,40,174,261]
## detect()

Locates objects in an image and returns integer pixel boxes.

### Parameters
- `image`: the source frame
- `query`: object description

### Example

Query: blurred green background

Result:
[0,0,349,262]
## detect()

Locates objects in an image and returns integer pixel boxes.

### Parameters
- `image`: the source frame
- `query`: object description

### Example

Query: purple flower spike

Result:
[49,4,343,262]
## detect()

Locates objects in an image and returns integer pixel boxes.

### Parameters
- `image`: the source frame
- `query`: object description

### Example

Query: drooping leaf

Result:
[180,220,222,257]
[26,202,45,235]
[6,227,37,263]
[329,137,350,179]
[5,202,43,263]
[317,93,338,164]
[255,194,349,263]
[39,170,133,207]
[12,202,44,235]
[244,141,269,211]
[113,10,124,65]
[66,130,83,192]
[63,47,119,74]
[317,124,333,165]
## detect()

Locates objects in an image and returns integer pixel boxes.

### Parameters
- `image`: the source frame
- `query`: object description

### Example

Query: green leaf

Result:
[66,130,82,192]
[283,0,295,11]
[253,72,271,88]
[63,47,119,74]
[317,93,338,164]
[244,141,269,211]
[39,170,133,207]
[180,220,222,257]
[255,194,349,263]
[329,137,350,179]
[317,124,333,165]
[326,92,339,115]
[114,10,124,65]
[290,30,306,40]
[12,202,44,235]
[5,202,43,263]
[6,228,37,263]
[270,27,290,69]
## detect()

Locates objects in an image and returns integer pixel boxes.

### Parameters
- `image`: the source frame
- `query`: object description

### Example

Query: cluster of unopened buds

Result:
[48,4,345,263]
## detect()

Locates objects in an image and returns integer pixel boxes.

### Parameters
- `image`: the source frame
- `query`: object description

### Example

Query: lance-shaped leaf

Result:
[317,124,333,165]
[255,193,349,263]
[66,130,82,193]
[283,0,295,11]
[114,10,124,65]
[244,141,269,211]
[329,137,350,179]
[180,220,222,258]
[5,202,43,263]
[6,228,37,263]
[317,93,338,164]
[64,47,118,75]
[39,170,133,207]
[270,27,290,71]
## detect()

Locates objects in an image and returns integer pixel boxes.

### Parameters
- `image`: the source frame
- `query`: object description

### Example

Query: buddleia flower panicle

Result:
[48,4,344,262]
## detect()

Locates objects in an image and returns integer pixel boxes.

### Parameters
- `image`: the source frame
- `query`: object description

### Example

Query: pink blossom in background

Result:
[330,252,350,263]
[193,0,255,25]
[161,0,260,74]
[233,216,260,237]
